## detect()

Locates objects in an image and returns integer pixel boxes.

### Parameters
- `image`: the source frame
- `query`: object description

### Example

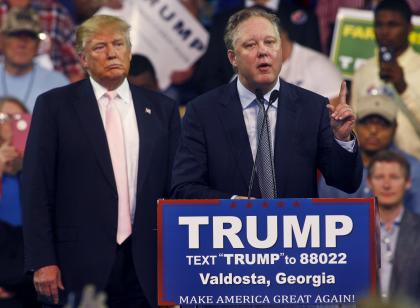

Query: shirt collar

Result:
[245,0,279,11]
[237,77,280,110]
[90,77,131,104]
[397,46,416,68]
[394,207,404,224]
[380,207,404,227]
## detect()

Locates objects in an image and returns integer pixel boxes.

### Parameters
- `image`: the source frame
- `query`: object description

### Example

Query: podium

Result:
[158,198,378,306]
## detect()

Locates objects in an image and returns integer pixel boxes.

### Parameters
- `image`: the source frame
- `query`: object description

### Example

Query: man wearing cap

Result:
[319,94,420,214]
[352,0,420,159]
[0,7,68,112]
[0,0,84,82]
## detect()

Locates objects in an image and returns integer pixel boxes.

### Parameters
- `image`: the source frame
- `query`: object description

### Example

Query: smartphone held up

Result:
[0,112,32,154]
[379,46,395,81]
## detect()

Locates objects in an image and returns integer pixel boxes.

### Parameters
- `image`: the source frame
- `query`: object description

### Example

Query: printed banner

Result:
[330,8,420,79]
[96,0,209,90]
[158,198,378,306]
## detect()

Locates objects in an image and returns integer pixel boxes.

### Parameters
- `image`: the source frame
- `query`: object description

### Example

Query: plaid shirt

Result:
[0,0,83,79]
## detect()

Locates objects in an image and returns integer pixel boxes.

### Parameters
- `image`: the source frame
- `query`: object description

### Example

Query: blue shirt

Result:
[0,175,22,226]
[0,63,69,112]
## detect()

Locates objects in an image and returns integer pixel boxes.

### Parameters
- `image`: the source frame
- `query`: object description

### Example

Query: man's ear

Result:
[405,178,412,191]
[227,49,237,67]
[79,52,88,70]
[390,122,398,138]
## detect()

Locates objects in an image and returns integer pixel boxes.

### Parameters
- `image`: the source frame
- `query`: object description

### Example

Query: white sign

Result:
[97,0,209,90]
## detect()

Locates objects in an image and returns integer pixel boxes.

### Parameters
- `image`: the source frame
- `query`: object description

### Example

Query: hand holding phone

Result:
[379,46,395,81]
[378,46,407,93]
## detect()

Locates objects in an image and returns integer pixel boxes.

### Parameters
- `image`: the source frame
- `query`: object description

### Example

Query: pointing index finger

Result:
[339,80,347,105]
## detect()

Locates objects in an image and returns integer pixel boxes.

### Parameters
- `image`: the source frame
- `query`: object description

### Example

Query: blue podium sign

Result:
[158,198,378,306]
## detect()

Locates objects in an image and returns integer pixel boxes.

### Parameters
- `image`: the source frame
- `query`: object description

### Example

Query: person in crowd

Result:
[128,54,159,92]
[278,23,342,102]
[315,0,420,54]
[21,14,180,307]
[352,0,420,159]
[367,150,420,303]
[0,96,39,308]
[171,8,362,202]
[191,0,321,95]
[0,222,40,308]
[0,7,68,113]
[0,0,85,82]
[319,94,420,214]
[0,96,28,226]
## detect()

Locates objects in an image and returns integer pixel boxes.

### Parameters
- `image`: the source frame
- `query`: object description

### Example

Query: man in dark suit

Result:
[171,8,362,200]
[367,150,420,303]
[21,15,180,307]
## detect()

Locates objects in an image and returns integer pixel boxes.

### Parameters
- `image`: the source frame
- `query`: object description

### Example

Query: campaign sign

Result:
[158,198,378,306]
[330,8,420,79]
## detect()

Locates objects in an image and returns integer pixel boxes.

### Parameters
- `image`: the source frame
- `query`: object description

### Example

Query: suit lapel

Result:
[130,85,155,198]
[274,80,298,197]
[71,80,117,194]
[217,81,258,195]
[391,211,414,291]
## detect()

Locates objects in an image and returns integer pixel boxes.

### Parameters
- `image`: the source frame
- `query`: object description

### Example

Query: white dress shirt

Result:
[238,79,279,160]
[379,208,403,300]
[236,78,355,158]
[90,77,139,223]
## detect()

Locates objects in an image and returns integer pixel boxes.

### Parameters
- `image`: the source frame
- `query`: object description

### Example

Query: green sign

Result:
[330,8,420,79]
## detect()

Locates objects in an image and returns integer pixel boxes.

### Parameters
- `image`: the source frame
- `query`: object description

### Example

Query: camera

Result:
[379,46,394,63]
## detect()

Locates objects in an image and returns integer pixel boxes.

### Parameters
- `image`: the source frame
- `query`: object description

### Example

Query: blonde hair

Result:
[224,8,281,51]
[75,15,131,54]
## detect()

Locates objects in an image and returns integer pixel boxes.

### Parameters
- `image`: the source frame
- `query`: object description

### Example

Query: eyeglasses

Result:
[0,113,25,124]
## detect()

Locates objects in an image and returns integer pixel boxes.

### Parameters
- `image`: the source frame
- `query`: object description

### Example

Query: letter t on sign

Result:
[179,216,209,249]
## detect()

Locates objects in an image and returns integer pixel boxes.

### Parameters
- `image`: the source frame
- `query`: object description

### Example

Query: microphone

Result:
[247,89,279,199]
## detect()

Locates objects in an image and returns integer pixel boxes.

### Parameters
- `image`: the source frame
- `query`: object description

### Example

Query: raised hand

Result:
[327,81,356,141]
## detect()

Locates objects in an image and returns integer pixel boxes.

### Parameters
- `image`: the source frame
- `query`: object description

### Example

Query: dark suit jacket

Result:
[0,222,24,287]
[0,222,39,307]
[171,79,362,199]
[390,210,420,303]
[21,79,180,307]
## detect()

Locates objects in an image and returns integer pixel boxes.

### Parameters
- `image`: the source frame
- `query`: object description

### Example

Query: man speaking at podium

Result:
[171,8,362,200]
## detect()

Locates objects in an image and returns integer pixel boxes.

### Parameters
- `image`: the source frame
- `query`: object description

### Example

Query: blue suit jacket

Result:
[21,79,180,307]
[171,79,362,199]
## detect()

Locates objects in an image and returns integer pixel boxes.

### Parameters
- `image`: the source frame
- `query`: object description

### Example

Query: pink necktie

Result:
[104,91,132,244]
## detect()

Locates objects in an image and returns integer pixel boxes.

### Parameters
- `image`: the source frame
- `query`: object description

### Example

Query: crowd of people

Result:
[0,0,419,307]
